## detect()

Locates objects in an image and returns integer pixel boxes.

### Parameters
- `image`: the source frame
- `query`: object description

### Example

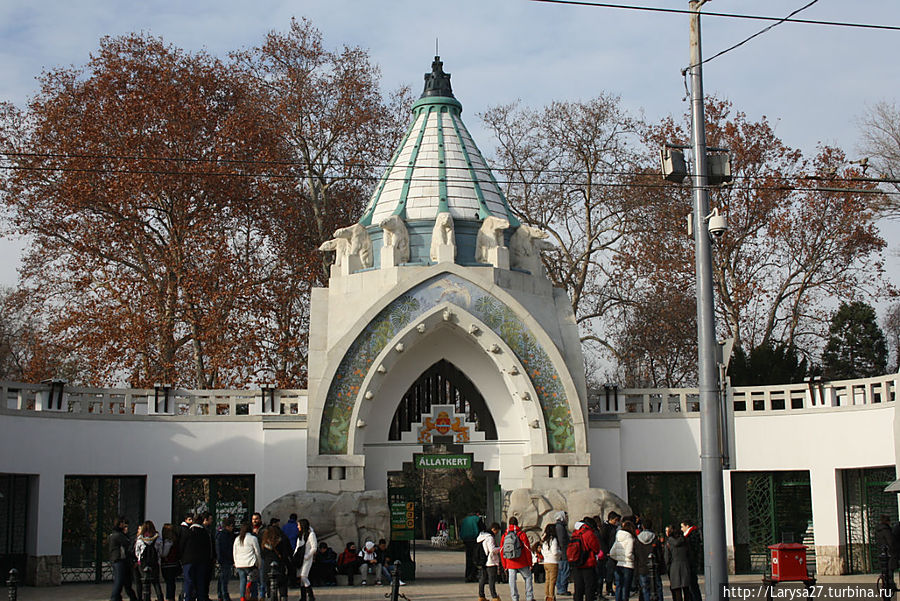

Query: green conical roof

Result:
[360,57,518,227]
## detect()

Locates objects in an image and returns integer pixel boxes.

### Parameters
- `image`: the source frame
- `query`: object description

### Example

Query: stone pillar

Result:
[487,246,510,270]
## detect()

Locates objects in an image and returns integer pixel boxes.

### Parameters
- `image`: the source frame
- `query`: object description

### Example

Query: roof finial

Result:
[436,37,439,56]
[421,55,454,99]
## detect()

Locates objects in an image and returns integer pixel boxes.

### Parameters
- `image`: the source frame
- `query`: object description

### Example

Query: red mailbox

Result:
[769,543,809,582]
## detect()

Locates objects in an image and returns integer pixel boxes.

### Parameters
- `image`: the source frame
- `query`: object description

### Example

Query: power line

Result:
[693,0,820,68]
[528,0,900,32]
[1,149,896,186]
[0,161,895,196]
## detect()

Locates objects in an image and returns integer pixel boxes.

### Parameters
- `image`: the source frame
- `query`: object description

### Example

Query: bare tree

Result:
[858,100,900,217]
[481,95,643,362]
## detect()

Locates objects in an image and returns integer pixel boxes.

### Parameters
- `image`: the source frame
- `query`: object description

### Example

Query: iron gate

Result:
[843,466,899,574]
[627,472,701,533]
[0,475,30,578]
[171,475,254,526]
[731,471,814,574]
[61,476,145,583]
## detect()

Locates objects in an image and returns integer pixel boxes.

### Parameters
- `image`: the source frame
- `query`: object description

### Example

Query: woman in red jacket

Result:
[571,518,603,601]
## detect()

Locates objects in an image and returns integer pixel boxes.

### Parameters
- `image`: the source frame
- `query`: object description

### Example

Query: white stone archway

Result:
[305,264,591,493]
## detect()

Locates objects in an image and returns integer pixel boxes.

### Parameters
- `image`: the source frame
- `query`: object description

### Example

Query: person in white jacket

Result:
[540,523,561,601]
[295,519,317,601]
[476,522,502,601]
[612,521,636,601]
[233,524,261,601]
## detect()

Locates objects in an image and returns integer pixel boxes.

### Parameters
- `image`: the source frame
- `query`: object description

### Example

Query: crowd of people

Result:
[106,511,403,601]
[472,511,704,601]
[105,507,705,601]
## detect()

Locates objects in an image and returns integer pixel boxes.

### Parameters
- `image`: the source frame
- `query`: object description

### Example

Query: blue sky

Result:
[2,0,899,289]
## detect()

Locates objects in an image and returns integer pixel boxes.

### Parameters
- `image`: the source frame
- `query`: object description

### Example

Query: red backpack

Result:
[566,532,589,567]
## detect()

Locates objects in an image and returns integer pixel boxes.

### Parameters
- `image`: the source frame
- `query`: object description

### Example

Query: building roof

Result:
[359,57,519,227]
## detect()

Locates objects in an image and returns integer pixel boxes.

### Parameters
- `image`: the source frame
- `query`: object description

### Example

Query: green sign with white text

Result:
[414,454,471,469]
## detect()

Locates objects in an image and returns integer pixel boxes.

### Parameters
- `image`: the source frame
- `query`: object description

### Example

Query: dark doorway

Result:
[388,443,498,541]
[0,474,30,580]
[61,476,146,583]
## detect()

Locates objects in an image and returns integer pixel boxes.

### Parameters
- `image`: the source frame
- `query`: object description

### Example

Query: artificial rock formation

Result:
[262,490,390,550]
[505,487,632,543]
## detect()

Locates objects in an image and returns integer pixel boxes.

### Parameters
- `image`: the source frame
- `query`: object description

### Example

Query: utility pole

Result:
[688,1,729,598]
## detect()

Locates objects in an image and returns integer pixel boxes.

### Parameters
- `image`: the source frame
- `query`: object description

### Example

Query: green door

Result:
[843,467,899,573]
[731,471,813,574]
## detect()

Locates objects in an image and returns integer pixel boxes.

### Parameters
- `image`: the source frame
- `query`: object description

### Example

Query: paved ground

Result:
[16,544,885,601]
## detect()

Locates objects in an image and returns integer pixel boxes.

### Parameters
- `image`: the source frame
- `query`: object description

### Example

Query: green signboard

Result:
[390,501,416,541]
[414,454,471,469]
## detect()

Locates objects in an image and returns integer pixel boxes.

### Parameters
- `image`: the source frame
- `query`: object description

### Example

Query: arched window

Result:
[388,360,497,440]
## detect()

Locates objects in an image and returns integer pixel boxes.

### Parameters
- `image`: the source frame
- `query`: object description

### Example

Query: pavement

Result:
[15,543,887,601]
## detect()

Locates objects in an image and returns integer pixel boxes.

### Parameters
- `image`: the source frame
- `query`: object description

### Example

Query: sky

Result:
[1,0,899,296]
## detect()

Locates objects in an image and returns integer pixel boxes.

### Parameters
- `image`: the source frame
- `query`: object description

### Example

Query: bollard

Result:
[389,560,401,601]
[7,569,18,601]
[267,560,279,601]
[648,551,659,601]
[142,564,152,601]
[879,545,896,597]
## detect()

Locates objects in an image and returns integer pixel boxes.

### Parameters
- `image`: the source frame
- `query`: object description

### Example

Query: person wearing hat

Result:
[358,540,379,585]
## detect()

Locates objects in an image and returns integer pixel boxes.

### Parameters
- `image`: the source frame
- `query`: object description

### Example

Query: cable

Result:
[1,149,896,186]
[0,161,894,196]
[528,0,900,32]
[692,0,820,69]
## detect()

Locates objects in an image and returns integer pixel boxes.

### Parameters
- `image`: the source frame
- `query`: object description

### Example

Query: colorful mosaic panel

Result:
[318,274,576,454]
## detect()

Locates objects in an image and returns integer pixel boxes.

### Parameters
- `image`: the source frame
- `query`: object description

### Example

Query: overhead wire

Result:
[527,0,900,32]
[691,0,820,69]
[0,160,895,197]
[0,149,897,190]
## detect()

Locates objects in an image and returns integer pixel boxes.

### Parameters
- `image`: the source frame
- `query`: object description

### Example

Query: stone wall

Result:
[26,555,60,586]
[262,490,390,550]
[504,487,632,543]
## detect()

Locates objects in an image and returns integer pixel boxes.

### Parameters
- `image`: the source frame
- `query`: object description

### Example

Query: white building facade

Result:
[0,57,896,585]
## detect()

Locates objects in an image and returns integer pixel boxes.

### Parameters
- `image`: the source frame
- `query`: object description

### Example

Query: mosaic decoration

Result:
[418,405,471,444]
[318,274,576,454]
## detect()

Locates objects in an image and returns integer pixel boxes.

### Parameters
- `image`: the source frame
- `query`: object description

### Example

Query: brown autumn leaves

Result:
[0,20,890,389]
[0,19,411,388]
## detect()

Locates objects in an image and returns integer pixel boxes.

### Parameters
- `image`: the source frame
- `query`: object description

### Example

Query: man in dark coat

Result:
[108,516,139,601]
[599,512,621,597]
[681,519,703,601]
[180,515,213,601]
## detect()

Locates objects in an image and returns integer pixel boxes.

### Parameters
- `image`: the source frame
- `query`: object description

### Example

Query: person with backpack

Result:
[136,520,165,601]
[500,516,534,601]
[568,518,602,601]
[634,518,664,601]
[160,524,180,601]
[476,521,501,601]
[541,523,561,601]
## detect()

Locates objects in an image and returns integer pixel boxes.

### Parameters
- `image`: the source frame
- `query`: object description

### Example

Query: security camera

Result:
[707,207,727,238]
